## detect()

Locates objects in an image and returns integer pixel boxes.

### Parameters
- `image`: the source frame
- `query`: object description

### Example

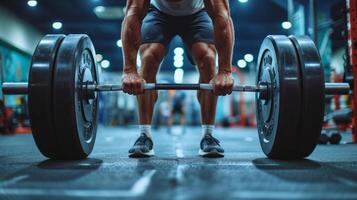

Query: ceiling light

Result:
[238,0,248,3]
[101,60,110,68]
[174,47,184,55]
[96,54,103,62]
[237,59,247,68]
[116,39,122,48]
[281,21,292,30]
[52,22,62,30]
[94,6,105,13]
[174,68,184,83]
[93,6,125,20]
[174,60,184,68]
[244,54,254,62]
[174,54,184,62]
[27,0,37,7]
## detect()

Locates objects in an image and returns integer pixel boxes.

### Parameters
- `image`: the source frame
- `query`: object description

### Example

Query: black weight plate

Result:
[256,35,302,159]
[28,34,65,158]
[53,34,99,159]
[289,36,325,157]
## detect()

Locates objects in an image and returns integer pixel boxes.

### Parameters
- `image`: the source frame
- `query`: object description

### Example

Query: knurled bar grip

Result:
[95,84,263,92]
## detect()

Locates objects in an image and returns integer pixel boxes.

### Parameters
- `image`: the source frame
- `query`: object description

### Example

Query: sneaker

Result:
[199,134,224,157]
[128,133,155,158]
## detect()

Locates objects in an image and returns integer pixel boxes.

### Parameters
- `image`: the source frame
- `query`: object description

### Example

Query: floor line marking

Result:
[232,191,357,199]
[95,162,280,167]
[0,170,156,198]
[244,137,254,142]
[173,134,184,158]
[130,170,156,195]
[334,177,357,187]
[0,175,28,187]
[175,148,184,158]
[105,137,114,142]
[187,162,280,166]
[175,165,187,183]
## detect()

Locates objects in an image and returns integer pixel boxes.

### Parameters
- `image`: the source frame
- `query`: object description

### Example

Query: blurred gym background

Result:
[0,0,350,137]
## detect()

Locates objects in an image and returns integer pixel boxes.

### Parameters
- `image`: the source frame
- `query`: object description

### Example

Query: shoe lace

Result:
[205,135,220,146]
[134,135,148,145]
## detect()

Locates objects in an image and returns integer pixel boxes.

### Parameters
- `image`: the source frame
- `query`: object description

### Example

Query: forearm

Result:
[213,14,235,73]
[121,1,149,74]
[121,15,142,73]
[204,0,235,73]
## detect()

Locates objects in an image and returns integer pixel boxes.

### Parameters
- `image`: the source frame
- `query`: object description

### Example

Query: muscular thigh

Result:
[139,43,166,82]
[190,42,216,81]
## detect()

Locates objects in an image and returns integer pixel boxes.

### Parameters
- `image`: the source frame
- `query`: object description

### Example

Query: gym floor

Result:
[0,127,357,200]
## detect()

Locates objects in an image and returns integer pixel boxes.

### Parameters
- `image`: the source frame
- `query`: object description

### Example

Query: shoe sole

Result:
[129,149,155,158]
[199,149,224,158]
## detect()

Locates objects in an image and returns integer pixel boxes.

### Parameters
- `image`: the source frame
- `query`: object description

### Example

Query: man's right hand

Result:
[122,72,146,95]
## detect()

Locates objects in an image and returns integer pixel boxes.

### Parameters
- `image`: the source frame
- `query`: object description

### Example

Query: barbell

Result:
[2,81,349,94]
[1,34,351,160]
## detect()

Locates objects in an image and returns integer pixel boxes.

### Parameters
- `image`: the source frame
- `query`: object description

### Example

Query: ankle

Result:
[139,124,152,138]
[202,124,214,138]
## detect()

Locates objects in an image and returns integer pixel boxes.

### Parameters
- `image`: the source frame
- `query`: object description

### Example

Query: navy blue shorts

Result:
[141,6,214,50]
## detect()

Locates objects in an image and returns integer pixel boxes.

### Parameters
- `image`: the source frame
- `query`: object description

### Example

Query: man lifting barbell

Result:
[121,0,235,158]
[1,15,351,160]
[1,35,350,160]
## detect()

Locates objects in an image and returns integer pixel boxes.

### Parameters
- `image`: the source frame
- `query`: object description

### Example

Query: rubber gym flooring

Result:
[0,126,357,200]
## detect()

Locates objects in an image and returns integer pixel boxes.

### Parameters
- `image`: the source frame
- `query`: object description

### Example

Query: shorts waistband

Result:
[149,4,206,18]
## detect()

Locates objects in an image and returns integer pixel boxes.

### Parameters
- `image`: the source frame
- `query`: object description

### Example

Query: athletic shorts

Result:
[141,5,214,52]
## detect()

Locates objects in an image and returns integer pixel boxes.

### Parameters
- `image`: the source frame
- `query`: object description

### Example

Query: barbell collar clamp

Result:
[2,83,29,95]
[324,83,351,95]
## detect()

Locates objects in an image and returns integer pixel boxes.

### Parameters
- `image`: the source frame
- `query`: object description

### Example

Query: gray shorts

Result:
[141,6,214,51]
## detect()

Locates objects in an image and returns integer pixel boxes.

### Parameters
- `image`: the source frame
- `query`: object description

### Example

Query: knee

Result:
[197,53,216,82]
[196,50,215,69]
[141,54,157,80]
[140,46,164,81]
[141,49,162,65]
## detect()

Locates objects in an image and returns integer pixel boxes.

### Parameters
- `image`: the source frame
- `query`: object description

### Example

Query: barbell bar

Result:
[1,82,350,95]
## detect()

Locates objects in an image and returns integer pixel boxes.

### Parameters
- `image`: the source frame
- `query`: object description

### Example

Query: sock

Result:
[202,125,214,139]
[139,125,152,138]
